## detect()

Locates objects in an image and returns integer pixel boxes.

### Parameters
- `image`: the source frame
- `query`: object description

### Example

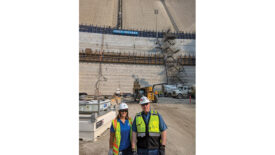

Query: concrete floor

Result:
[79,97,195,155]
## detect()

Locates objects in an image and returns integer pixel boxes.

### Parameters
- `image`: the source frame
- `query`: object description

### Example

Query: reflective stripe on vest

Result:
[112,118,133,155]
[136,110,160,136]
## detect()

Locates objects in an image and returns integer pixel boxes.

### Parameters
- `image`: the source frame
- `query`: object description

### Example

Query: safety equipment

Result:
[108,149,113,155]
[132,149,138,155]
[135,110,161,149]
[139,96,150,104]
[119,103,128,110]
[112,118,133,155]
[159,145,165,155]
[115,88,121,95]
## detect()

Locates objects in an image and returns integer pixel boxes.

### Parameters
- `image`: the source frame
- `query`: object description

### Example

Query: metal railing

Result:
[79,50,195,66]
[79,25,196,39]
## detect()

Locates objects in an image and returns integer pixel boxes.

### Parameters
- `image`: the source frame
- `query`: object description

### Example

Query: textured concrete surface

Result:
[79,62,195,95]
[165,0,195,32]
[123,0,174,31]
[79,63,166,95]
[79,0,117,27]
[79,97,195,155]
[79,32,196,56]
[79,0,195,32]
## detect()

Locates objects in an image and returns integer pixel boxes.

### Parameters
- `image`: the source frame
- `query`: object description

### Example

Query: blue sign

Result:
[113,30,138,35]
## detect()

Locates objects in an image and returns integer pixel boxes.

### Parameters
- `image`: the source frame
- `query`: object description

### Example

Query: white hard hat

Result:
[119,103,128,110]
[139,96,150,104]
[115,88,121,94]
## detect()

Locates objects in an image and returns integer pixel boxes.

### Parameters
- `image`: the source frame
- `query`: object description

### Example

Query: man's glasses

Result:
[141,103,149,107]
[119,109,128,112]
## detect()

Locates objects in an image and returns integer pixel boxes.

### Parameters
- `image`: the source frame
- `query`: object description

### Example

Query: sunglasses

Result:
[119,109,128,112]
[141,103,149,107]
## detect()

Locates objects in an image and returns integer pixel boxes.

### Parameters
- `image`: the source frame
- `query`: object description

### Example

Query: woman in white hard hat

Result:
[108,103,133,155]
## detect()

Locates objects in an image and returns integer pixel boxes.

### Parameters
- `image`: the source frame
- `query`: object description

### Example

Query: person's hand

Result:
[108,148,113,155]
[159,145,165,155]
[132,148,137,155]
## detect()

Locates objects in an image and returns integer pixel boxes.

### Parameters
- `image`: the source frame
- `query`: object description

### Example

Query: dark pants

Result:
[137,148,159,155]
[119,147,132,155]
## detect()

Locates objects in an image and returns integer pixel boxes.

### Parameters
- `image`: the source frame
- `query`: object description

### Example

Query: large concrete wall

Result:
[79,0,117,27]
[123,0,174,31]
[79,32,195,56]
[180,66,196,86]
[165,0,195,32]
[79,32,195,96]
[80,63,166,95]
[79,0,195,32]
[79,62,195,95]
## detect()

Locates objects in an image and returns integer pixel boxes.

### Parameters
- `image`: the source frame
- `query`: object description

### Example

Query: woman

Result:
[109,103,133,155]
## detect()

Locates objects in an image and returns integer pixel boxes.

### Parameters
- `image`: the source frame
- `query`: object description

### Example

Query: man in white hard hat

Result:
[109,103,133,155]
[131,96,167,155]
[115,88,121,96]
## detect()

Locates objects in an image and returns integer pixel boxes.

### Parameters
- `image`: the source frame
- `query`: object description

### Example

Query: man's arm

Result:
[131,131,137,149]
[158,113,167,146]
[131,116,137,149]
[161,130,167,145]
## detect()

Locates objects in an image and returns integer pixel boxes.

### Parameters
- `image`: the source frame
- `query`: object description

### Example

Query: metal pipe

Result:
[98,99,100,115]
[154,9,158,42]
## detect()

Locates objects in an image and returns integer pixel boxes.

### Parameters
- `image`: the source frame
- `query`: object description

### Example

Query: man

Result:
[131,96,167,155]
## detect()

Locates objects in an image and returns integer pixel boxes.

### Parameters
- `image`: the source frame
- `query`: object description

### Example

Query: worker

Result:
[108,103,133,155]
[115,88,121,97]
[131,96,167,155]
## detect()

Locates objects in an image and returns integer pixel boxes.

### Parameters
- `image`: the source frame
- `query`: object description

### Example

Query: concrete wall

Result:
[123,0,174,31]
[80,63,166,95]
[79,32,195,56]
[79,0,195,32]
[165,0,195,32]
[79,0,117,27]
[79,62,195,95]
[180,66,196,86]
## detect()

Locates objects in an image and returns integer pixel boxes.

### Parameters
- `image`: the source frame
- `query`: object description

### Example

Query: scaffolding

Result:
[159,29,192,84]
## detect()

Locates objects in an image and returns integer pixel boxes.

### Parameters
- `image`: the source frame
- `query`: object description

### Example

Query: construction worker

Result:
[109,103,133,155]
[131,96,167,155]
[115,88,121,97]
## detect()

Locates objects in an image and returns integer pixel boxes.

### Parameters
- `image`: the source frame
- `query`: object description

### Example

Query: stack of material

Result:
[79,100,111,113]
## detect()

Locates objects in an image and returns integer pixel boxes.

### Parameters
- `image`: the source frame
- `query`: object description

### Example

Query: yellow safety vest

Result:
[112,118,132,155]
[136,110,160,137]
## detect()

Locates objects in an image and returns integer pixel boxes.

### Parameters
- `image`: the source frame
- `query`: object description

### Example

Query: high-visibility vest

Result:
[112,118,132,155]
[135,110,161,149]
[136,110,160,135]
